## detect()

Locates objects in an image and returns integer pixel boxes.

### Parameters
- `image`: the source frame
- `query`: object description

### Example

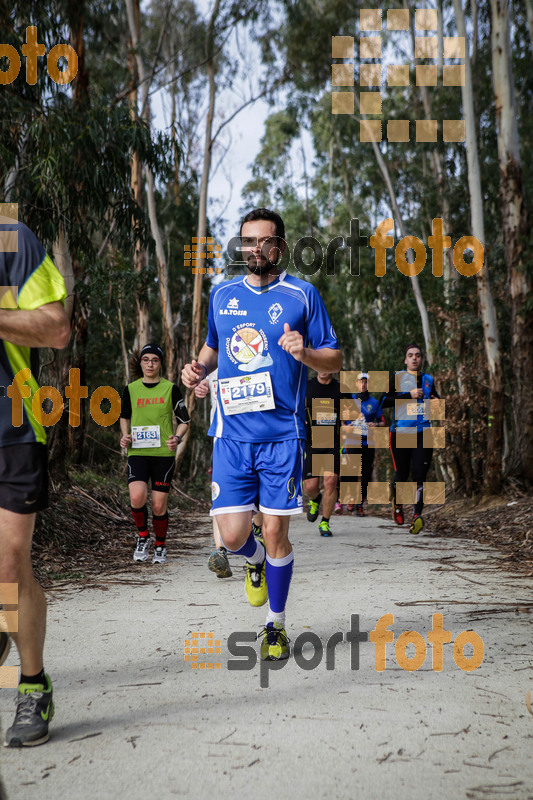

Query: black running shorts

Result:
[0,443,48,514]
[303,442,340,479]
[127,455,175,492]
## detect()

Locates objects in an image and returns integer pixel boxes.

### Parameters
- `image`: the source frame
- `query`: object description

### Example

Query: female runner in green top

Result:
[119,343,190,563]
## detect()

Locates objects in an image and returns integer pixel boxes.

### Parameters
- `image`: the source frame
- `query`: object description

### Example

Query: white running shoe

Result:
[152,545,168,564]
[133,535,151,562]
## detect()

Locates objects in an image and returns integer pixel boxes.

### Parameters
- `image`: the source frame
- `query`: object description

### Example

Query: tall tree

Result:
[452,0,504,494]
[490,0,533,483]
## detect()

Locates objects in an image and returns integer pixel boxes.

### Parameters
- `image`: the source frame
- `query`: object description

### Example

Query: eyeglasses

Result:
[241,237,279,247]
[141,357,160,365]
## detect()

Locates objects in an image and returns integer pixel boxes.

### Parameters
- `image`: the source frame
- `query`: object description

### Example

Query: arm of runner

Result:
[380,373,413,408]
[119,386,131,449]
[167,385,191,449]
[194,378,210,398]
[277,324,342,372]
[181,345,218,388]
[0,301,70,349]
[119,417,131,449]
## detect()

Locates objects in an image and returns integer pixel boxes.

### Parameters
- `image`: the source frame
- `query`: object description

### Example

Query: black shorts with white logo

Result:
[0,443,48,514]
[127,455,175,493]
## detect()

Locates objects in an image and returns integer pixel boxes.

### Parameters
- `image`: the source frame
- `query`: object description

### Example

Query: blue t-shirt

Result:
[389,371,435,433]
[206,272,339,442]
[342,393,384,447]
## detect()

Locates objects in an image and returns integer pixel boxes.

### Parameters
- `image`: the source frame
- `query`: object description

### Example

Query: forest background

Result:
[1,0,532,538]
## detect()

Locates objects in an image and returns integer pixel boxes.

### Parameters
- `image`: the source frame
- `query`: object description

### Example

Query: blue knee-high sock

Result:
[223,531,264,564]
[265,552,294,614]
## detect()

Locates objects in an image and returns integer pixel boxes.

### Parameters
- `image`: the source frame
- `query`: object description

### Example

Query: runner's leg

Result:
[0,510,44,675]
[361,445,374,503]
[411,431,433,516]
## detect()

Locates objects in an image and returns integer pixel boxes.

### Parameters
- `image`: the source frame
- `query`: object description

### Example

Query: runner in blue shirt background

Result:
[182,208,341,661]
[340,372,385,516]
[380,344,441,535]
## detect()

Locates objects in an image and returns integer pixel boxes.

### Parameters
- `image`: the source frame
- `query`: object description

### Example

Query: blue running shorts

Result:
[211,438,304,516]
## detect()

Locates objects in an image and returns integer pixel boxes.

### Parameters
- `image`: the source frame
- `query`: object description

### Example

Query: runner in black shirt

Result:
[304,372,341,537]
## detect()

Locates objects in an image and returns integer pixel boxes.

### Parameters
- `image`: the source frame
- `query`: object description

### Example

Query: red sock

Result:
[152,512,168,546]
[131,505,148,535]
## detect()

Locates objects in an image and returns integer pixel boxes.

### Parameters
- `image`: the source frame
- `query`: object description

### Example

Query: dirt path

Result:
[1,512,532,799]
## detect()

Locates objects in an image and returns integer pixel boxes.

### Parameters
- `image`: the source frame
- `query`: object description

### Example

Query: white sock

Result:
[266,608,285,626]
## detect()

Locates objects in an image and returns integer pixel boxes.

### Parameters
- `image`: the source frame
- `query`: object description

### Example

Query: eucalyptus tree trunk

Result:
[145,166,176,380]
[191,0,221,368]
[357,99,434,364]
[184,0,221,434]
[452,0,503,494]
[127,0,150,349]
[126,0,176,378]
[526,0,533,51]
[490,0,533,482]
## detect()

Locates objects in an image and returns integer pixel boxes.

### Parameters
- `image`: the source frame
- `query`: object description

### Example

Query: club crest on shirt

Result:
[225,324,273,372]
[268,302,283,324]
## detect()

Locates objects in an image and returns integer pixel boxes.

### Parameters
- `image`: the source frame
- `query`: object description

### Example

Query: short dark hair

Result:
[239,208,285,240]
[404,343,423,357]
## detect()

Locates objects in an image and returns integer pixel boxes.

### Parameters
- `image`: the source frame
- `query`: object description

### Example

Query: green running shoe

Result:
[409,515,424,535]
[245,537,267,606]
[208,547,232,578]
[307,494,321,522]
[259,623,290,661]
[251,521,262,538]
[4,674,55,747]
[318,520,332,537]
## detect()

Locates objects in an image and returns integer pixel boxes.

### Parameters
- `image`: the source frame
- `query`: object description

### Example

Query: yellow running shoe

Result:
[259,623,290,661]
[409,514,424,535]
[245,538,267,606]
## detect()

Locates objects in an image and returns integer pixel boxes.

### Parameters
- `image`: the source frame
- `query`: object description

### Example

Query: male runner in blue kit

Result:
[182,208,341,660]
[380,344,441,534]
